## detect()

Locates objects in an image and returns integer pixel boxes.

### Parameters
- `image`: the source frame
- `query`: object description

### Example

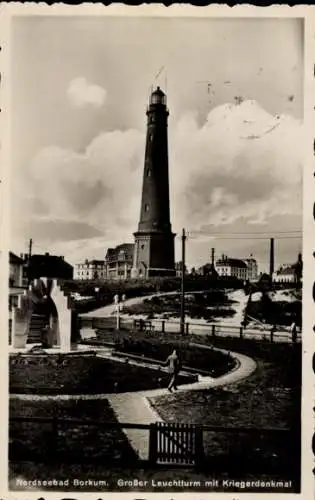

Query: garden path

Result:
[82,291,178,318]
[106,349,256,460]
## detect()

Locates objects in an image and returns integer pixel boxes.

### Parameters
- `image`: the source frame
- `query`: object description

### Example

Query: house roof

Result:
[84,260,105,266]
[9,251,24,265]
[275,266,296,276]
[106,243,134,260]
[26,253,73,279]
[216,258,247,269]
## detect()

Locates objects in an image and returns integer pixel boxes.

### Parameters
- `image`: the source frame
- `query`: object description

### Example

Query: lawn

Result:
[10,354,196,394]
[122,290,236,321]
[148,339,301,484]
[9,399,137,464]
[115,334,236,377]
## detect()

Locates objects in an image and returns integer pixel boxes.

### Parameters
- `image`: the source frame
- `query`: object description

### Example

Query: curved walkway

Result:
[81,291,178,318]
[10,347,256,460]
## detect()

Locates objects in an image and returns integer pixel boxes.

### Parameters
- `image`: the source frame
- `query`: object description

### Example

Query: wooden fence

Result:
[9,415,293,468]
[149,422,204,466]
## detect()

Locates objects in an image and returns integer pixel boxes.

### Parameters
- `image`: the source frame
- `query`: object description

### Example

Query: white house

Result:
[273,265,296,283]
[9,252,24,287]
[215,255,248,281]
[74,259,106,280]
[244,257,258,282]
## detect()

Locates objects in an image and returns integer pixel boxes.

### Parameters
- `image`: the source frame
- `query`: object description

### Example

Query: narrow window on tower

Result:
[146,169,151,177]
[145,203,150,212]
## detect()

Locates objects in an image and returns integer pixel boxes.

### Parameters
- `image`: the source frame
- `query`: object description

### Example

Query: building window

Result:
[146,169,151,177]
[145,204,150,212]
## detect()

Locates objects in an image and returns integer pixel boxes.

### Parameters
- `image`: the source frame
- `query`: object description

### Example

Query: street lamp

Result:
[114,293,126,330]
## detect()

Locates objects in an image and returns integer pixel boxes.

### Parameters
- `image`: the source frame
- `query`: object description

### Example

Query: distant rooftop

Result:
[9,251,24,265]
[105,243,134,262]
[216,257,247,269]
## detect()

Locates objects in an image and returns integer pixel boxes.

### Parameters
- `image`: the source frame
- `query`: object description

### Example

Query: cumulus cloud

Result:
[170,100,303,231]
[16,100,303,264]
[67,77,107,109]
[16,128,144,249]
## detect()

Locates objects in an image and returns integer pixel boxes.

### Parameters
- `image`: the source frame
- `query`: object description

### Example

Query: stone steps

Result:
[27,314,47,344]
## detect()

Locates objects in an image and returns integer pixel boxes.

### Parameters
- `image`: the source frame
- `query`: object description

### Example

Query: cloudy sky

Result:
[11,16,303,272]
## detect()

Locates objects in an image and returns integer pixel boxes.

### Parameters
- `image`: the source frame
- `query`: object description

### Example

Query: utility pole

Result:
[269,237,274,278]
[180,228,186,335]
[26,238,33,288]
[28,238,33,259]
[211,247,215,269]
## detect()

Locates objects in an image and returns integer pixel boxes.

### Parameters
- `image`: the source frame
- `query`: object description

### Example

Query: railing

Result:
[80,316,301,344]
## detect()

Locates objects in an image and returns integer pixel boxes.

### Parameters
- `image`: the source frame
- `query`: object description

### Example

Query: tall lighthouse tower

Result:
[132,87,176,279]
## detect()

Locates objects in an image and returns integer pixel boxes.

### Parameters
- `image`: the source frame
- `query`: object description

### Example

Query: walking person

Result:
[165,348,181,392]
[290,320,297,343]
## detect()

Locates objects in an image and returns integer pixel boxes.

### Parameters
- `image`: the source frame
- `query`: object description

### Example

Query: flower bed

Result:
[115,335,236,377]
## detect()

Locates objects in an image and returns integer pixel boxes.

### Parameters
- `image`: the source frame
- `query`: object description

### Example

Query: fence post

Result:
[211,325,216,337]
[194,426,204,468]
[185,323,189,335]
[148,424,158,464]
[161,320,165,333]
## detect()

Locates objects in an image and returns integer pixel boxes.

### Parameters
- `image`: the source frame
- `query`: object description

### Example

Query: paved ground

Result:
[106,348,256,460]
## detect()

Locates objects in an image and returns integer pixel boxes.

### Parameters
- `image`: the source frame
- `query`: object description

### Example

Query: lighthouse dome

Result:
[150,86,166,105]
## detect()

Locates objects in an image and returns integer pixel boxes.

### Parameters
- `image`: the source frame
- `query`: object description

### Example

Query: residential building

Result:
[244,256,258,282]
[105,243,134,280]
[273,264,300,284]
[215,255,248,281]
[273,254,303,284]
[9,252,25,341]
[273,265,296,283]
[9,252,24,287]
[175,261,187,277]
[74,259,106,280]
[196,262,219,279]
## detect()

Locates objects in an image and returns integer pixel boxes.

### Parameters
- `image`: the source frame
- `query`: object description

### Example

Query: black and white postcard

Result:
[0,4,314,500]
